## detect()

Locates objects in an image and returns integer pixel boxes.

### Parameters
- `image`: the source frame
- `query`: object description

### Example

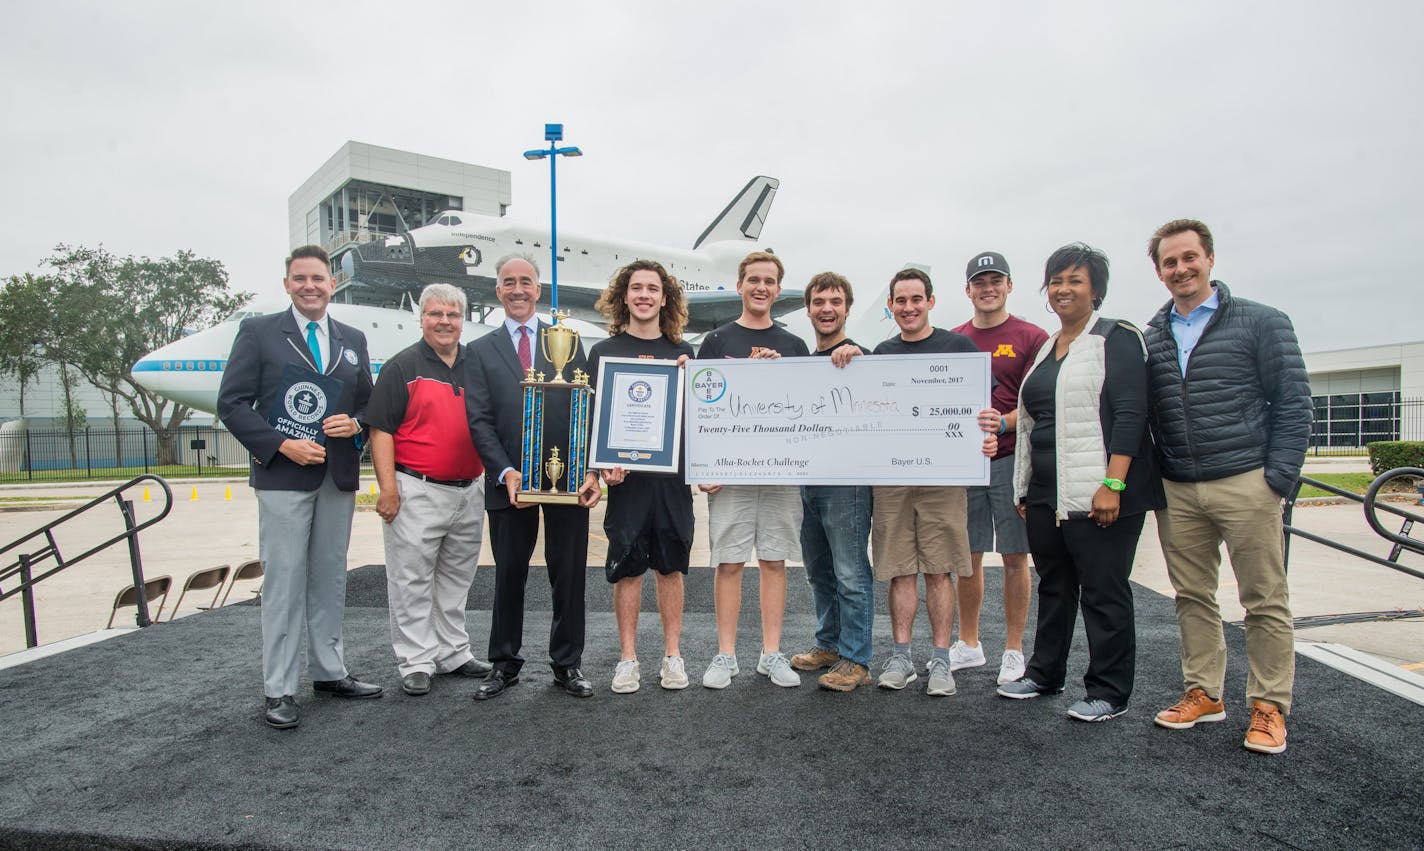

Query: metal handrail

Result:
[1283,467,1424,580]
[0,475,174,647]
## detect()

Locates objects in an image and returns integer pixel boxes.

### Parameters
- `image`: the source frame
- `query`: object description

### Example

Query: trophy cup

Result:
[517,313,594,504]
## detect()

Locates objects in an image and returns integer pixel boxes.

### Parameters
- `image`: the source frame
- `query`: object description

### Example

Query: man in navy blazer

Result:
[217,245,383,729]
[466,253,601,700]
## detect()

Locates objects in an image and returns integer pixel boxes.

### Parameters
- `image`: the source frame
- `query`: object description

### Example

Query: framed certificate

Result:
[589,357,684,473]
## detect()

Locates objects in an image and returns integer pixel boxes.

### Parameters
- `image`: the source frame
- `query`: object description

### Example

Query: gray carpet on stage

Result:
[0,564,1418,850]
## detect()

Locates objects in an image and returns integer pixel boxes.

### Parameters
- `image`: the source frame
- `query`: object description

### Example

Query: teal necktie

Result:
[305,320,323,372]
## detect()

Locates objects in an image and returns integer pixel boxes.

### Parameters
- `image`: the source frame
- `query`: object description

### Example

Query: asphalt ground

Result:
[1,563,1421,849]
[1,464,1422,847]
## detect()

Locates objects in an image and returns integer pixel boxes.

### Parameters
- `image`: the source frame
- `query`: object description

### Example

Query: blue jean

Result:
[799,485,874,666]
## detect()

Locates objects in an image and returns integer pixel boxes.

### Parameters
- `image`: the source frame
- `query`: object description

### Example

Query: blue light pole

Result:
[523,123,582,322]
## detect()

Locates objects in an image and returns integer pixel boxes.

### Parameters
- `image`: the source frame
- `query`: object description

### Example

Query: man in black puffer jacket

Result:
[1142,219,1311,756]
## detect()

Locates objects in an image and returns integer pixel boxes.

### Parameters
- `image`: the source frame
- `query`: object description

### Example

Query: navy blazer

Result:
[466,321,590,511]
[217,310,372,492]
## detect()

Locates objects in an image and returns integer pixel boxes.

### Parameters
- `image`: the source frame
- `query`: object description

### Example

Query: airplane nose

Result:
[131,354,225,411]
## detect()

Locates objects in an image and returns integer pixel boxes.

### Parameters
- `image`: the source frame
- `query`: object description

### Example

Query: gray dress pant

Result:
[256,470,355,697]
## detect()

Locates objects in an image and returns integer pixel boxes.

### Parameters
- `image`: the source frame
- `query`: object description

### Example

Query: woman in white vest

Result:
[996,243,1165,722]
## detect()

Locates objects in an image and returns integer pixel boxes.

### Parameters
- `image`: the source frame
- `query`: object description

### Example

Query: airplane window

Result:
[437,216,450,226]
[372,322,379,328]
[449,215,462,226]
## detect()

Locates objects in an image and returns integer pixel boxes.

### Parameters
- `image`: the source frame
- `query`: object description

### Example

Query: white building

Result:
[1305,340,1424,444]
[289,141,511,307]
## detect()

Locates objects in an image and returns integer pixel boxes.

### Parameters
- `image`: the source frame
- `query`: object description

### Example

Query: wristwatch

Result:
[1102,477,1126,492]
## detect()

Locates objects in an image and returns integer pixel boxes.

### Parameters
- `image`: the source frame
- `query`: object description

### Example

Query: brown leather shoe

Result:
[791,647,840,672]
[1154,688,1226,730]
[818,660,871,692]
[1243,700,1288,754]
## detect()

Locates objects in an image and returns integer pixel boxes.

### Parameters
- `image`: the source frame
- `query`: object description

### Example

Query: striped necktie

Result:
[306,321,323,372]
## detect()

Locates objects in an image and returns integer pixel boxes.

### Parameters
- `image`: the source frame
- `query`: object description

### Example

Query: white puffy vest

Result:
[1012,315,1141,519]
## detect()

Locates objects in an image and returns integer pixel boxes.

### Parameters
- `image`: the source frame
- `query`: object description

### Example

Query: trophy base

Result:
[515,489,582,505]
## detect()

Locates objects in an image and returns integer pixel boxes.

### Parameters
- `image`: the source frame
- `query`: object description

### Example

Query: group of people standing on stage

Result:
[218,216,1310,756]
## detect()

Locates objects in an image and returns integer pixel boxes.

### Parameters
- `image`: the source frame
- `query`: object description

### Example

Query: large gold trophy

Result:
[517,312,594,504]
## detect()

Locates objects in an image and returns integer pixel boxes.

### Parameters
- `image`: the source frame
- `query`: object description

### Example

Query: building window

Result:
[1311,391,1401,447]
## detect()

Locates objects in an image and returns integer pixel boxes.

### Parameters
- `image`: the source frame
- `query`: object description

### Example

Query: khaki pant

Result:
[1157,469,1294,712]
[870,486,970,581]
[383,473,484,678]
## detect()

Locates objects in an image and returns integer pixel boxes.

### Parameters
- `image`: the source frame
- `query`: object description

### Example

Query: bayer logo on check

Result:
[691,368,726,403]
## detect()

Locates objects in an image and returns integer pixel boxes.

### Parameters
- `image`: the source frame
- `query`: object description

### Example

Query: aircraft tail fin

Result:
[692,176,780,249]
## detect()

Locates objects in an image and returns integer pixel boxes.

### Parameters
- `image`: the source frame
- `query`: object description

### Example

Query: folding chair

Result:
[218,559,264,607]
[168,564,231,620]
[107,575,173,628]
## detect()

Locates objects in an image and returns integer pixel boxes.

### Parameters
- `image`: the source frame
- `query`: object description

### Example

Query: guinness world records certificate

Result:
[589,357,685,473]
[684,353,991,486]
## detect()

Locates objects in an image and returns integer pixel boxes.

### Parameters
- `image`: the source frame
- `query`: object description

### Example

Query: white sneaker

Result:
[660,655,689,690]
[948,640,986,671]
[611,658,640,694]
[702,653,739,689]
[998,649,1027,685]
[756,652,802,687]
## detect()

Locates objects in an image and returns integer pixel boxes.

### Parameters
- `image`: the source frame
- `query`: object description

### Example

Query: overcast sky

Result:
[3,2,1419,353]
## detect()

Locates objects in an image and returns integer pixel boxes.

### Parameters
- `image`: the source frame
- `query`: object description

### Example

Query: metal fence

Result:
[1308,396,1424,456]
[2,399,1421,478]
[0,426,250,482]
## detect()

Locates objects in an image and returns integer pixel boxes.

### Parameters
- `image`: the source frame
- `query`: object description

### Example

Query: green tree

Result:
[0,273,49,416]
[29,245,252,465]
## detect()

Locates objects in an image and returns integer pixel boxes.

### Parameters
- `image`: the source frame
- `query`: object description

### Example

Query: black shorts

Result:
[603,475,694,582]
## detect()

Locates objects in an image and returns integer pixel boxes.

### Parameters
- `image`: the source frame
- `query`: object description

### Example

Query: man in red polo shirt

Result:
[368,284,491,696]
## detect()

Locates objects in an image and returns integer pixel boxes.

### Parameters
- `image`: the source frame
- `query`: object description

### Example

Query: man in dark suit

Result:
[466,253,601,699]
[217,245,383,729]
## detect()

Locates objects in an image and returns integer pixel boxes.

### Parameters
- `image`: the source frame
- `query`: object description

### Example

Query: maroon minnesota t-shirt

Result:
[950,315,1050,460]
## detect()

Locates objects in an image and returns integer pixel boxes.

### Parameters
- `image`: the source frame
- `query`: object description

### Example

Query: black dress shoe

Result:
[401,672,432,696]
[264,696,299,729]
[445,658,494,677]
[472,669,519,700]
[553,666,594,698]
[313,675,384,699]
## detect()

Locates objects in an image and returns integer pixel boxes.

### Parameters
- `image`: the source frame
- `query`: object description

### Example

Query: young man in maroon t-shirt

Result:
[949,252,1049,685]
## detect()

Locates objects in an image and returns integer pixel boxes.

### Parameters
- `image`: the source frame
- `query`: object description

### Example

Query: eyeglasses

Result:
[423,311,463,321]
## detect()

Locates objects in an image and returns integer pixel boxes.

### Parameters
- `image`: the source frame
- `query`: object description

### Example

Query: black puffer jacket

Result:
[1144,281,1311,497]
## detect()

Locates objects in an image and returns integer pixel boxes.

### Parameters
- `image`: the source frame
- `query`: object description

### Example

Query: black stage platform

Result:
[0,566,1419,849]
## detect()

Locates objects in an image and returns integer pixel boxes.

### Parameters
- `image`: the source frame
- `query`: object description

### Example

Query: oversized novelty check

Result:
[684,353,991,486]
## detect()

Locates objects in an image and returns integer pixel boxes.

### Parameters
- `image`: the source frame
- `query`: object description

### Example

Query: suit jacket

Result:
[217,310,373,492]
[466,320,590,511]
